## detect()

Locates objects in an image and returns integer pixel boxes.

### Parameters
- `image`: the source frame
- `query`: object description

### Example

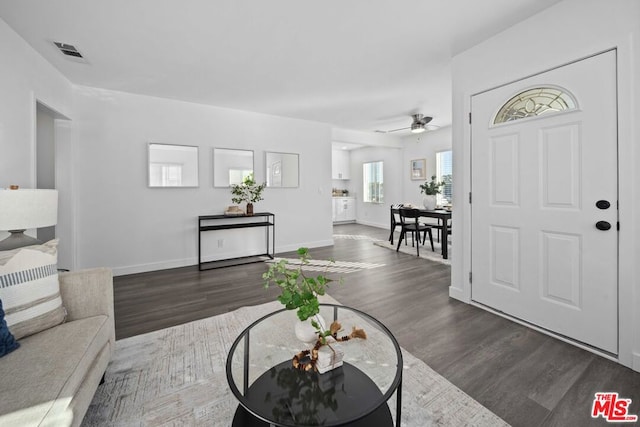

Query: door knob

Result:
[596,200,611,210]
[595,221,611,231]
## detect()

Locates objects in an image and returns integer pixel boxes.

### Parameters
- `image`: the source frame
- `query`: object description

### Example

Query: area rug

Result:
[267,256,386,274]
[82,296,505,426]
[373,238,451,266]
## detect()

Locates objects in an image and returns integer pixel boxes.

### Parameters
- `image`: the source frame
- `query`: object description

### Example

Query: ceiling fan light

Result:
[411,123,426,133]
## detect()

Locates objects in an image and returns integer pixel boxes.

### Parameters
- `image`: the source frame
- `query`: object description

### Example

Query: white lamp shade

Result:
[0,189,58,230]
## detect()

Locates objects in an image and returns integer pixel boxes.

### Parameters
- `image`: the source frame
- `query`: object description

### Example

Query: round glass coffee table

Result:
[226,304,403,426]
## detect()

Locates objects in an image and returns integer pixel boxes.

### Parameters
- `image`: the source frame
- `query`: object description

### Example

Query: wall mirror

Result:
[265,151,299,188]
[213,148,254,187]
[148,143,199,187]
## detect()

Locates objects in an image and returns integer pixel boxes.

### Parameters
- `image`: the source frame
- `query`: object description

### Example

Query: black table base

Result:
[232,403,393,427]
[231,361,394,427]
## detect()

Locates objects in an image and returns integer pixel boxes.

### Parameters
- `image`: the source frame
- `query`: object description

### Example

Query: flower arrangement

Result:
[263,248,340,333]
[263,248,366,373]
[419,175,445,195]
[230,174,266,205]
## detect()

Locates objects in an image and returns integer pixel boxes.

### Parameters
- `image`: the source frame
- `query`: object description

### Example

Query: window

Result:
[494,87,577,124]
[436,151,452,205]
[363,161,383,203]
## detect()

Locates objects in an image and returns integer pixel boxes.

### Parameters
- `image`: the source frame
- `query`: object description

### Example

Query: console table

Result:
[198,212,275,270]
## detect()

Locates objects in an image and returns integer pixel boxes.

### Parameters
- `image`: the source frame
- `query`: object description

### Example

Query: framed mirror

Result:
[148,143,199,187]
[213,148,254,187]
[265,152,299,188]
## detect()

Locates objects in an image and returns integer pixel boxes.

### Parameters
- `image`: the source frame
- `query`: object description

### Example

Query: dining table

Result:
[417,209,452,259]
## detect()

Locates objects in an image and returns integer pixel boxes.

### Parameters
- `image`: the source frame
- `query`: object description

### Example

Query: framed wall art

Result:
[410,158,426,180]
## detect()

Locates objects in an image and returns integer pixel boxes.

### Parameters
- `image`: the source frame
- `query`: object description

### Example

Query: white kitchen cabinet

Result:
[331,149,351,180]
[344,198,355,221]
[332,197,356,222]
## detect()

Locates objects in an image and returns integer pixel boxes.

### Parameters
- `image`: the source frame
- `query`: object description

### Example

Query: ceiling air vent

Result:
[53,42,85,61]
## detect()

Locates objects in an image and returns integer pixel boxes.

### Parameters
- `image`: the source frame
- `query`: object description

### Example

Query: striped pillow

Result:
[0,239,66,339]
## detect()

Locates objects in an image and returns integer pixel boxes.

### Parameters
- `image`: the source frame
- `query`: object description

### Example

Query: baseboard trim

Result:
[112,258,195,276]
[355,219,387,229]
[449,286,468,303]
[633,352,640,373]
[275,239,335,255]
[111,239,336,276]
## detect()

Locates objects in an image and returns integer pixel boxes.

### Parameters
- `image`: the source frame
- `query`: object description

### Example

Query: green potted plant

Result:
[230,174,266,216]
[419,175,444,210]
[263,247,342,344]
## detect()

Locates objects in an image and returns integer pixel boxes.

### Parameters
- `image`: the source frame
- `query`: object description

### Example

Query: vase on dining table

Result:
[423,195,437,211]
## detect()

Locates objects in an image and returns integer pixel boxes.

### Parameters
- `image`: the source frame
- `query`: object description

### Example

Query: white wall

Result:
[450,0,640,370]
[350,146,403,228]
[36,105,56,190]
[401,126,452,205]
[332,127,402,148]
[0,18,73,189]
[0,18,75,266]
[72,86,333,275]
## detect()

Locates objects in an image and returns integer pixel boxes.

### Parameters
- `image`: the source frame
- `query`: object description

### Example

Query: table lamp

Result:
[0,189,58,250]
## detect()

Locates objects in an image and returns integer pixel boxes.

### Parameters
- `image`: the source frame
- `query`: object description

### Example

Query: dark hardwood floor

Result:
[114,223,640,427]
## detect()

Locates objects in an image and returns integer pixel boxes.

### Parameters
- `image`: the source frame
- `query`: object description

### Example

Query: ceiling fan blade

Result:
[374,126,410,133]
[375,114,435,134]
[386,126,411,133]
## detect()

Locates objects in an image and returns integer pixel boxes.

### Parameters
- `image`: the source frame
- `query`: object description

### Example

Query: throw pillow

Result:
[0,239,66,339]
[0,298,19,357]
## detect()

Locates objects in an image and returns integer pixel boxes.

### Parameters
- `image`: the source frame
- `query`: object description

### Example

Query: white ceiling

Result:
[0,0,562,134]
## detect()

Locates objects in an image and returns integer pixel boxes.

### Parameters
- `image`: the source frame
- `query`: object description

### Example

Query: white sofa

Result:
[0,268,114,426]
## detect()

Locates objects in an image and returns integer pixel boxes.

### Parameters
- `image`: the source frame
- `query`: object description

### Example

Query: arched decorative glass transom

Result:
[493,87,577,124]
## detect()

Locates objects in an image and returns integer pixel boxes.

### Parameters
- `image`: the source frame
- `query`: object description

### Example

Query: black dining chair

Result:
[396,208,434,256]
[389,204,403,245]
[422,217,452,243]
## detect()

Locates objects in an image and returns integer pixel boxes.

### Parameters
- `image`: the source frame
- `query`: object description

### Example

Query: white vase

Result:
[294,314,326,344]
[423,195,437,210]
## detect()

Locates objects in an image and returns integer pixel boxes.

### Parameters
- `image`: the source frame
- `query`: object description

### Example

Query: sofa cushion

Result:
[0,239,66,339]
[0,315,110,426]
[0,299,19,357]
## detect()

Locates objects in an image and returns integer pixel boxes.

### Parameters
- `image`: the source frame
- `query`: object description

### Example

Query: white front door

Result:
[470,50,618,354]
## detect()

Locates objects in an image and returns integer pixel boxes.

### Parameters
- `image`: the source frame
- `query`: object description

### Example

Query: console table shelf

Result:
[198,212,275,270]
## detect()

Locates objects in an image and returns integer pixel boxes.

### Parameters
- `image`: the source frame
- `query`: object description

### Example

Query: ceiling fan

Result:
[375,114,436,134]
